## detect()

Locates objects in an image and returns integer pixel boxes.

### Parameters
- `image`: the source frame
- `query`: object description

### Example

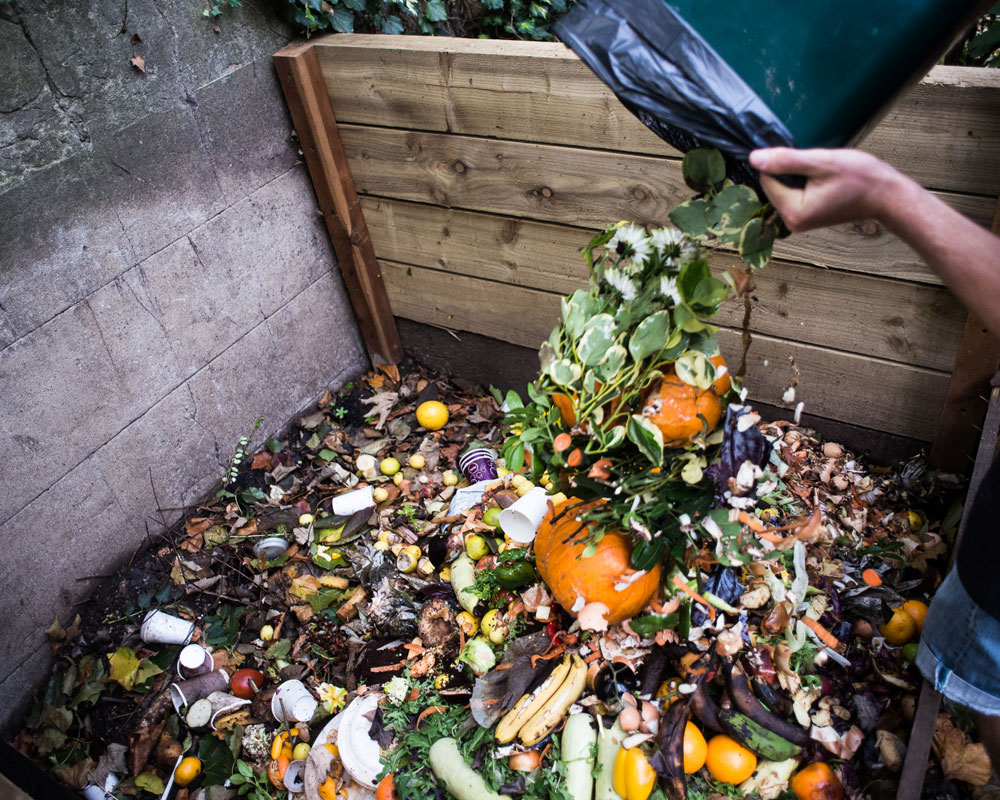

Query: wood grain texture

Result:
[380,260,949,439]
[273,42,403,364]
[315,35,1000,196]
[342,125,995,285]
[363,197,966,371]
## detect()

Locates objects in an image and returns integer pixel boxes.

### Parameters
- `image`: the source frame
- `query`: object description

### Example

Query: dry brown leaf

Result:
[53,757,95,789]
[376,363,401,384]
[130,55,146,72]
[361,391,398,429]
[251,451,272,470]
[366,373,385,389]
[934,715,993,786]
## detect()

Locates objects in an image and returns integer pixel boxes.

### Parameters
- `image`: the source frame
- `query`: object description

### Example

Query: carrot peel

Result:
[671,573,716,621]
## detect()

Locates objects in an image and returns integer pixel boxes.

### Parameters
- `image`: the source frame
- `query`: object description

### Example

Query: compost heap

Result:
[16,153,994,800]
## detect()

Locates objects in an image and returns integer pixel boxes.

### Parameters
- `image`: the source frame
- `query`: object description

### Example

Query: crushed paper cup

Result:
[141,610,194,645]
[284,760,307,792]
[206,691,251,730]
[458,447,498,483]
[253,536,289,561]
[176,644,214,678]
[448,479,501,517]
[499,487,550,544]
[329,485,375,516]
[272,679,318,723]
[169,670,229,714]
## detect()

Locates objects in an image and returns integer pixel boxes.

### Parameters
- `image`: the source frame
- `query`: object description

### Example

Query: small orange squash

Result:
[535,499,660,625]
[641,374,723,447]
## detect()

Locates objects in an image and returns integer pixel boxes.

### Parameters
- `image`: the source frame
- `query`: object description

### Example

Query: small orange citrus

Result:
[705,734,756,784]
[790,761,843,800]
[174,756,202,787]
[683,721,708,774]
[901,599,929,634]
[879,605,917,645]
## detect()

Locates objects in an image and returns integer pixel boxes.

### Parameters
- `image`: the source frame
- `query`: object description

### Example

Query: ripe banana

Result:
[495,655,573,744]
[519,654,587,746]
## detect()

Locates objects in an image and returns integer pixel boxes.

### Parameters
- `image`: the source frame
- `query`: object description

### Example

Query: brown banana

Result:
[689,681,723,732]
[724,662,810,746]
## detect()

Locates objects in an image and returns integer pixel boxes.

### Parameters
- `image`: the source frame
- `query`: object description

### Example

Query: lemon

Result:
[416,400,449,431]
[443,470,458,486]
[373,487,389,503]
[392,472,404,486]
[409,454,426,470]
[175,756,202,787]
[292,743,311,760]
[482,507,502,529]
[380,457,401,476]
[298,513,314,526]
[259,624,275,641]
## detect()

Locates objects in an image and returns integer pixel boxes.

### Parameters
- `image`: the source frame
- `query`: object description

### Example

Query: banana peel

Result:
[519,655,587,746]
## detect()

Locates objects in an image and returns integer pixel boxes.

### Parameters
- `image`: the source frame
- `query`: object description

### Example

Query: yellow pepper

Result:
[613,748,657,800]
[318,776,342,800]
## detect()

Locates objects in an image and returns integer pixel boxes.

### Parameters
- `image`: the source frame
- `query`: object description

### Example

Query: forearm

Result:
[876,170,1000,339]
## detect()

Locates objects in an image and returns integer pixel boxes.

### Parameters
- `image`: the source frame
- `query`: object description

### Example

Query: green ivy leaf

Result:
[628,310,671,362]
[739,217,778,270]
[706,184,760,235]
[549,358,582,387]
[331,7,354,31]
[605,425,626,449]
[595,344,627,383]
[577,313,616,366]
[627,415,663,466]
[673,303,705,333]
[668,198,709,236]
[425,0,448,21]
[681,148,726,192]
[379,14,405,34]
[673,350,715,390]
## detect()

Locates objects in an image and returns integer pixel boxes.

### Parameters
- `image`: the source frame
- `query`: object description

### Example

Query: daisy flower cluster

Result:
[601,223,701,305]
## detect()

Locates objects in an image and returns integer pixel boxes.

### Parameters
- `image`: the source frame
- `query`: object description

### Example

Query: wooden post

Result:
[273,41,403,365]
[930,198,1000,471]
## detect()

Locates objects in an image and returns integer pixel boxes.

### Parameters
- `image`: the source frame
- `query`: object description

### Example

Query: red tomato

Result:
[230,668,265,699]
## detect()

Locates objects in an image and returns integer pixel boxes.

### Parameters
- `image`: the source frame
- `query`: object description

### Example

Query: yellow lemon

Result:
[416,400,449,431]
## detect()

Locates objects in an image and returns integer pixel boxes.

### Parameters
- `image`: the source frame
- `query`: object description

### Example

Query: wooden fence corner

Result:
[273,40,403,366]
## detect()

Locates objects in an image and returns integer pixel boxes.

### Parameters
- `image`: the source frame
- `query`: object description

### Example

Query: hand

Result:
[748,148,902,232]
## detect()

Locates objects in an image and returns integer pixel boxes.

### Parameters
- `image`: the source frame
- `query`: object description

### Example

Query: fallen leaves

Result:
[934,714,993,786]
[130,55,146,72]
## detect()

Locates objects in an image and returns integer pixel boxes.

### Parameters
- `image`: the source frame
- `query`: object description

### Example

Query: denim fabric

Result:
[916,570,1000,715]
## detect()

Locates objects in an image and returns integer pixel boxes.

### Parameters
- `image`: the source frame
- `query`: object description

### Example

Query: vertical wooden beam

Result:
[273,41,403,365]
[930,198,1000,471]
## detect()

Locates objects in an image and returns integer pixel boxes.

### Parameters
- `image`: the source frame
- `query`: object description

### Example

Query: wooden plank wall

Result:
[312,35,1000,444]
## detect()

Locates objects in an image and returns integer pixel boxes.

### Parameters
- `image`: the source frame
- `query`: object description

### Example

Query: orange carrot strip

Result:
[861,569,882,587]
[671,573,716,621]
[403,643,427,654]
[757,529,790,544]
[370,661,406,673]
[530,643,567,668]
[801,615,840,650]
[583,650,602,664]
[539,743,552,762]
[416,706,447,729]
[493,662,514,671]
[737,511,766,533]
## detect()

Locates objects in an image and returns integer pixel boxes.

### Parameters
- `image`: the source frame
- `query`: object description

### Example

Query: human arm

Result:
[748,147,1000,339]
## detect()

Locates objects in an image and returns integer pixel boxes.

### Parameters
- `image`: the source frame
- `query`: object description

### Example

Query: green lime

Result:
[901,643,919,663]
[482,507,502,530]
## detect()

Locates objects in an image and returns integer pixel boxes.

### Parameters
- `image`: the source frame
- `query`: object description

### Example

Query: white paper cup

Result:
[169,670,230,714]
[254,536,289,561]
[207,691,251,729]
[176,644,214,678]
[140,610,194,645]
[271,679,318,722]
[283,760,307,792]
[499,487,550,544]
[329,485,375,516]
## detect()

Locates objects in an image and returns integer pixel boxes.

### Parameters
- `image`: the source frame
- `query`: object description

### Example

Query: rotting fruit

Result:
[534,499,660,625]
[683,721,708,773]
[705,734,757,784]
[174,756,203,787]
[879,605,917,645]
[902,599,929,634]
[790,761,844,800]
[641,373,723,447]
[416,400,449,430]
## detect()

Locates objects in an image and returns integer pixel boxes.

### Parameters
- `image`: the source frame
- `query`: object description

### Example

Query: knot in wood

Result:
[540,186,553,198]
[453,160,466,174]
[350,230,365,246]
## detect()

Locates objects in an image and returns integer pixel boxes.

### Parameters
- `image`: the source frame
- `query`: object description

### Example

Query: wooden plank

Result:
[341,125,995,285]
[273,42,403,365]
[379,260,950,439]
[315,35,1000,196]
[930,198,1000,471]
[362,197,966,371]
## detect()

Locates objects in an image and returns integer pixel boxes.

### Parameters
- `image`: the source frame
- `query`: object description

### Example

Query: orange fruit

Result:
[790,761,843,800]
[705,735,757,784]
[641,374,723,447]
[683,721,708,773]
[879,606,917,645]
[710,354,732,396]
[415,400,449,430]
[174,756,202,787]
[376,774,399,800]
[902,599,929,634]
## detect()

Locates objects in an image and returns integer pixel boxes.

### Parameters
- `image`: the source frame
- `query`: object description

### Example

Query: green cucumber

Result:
[718,709,802,762]
[428,737,512,800]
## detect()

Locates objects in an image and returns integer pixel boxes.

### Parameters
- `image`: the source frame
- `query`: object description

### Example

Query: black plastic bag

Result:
[555,0,794,183]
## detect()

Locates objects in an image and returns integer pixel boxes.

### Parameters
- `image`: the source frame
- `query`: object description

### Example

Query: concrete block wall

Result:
[0,0,368,733]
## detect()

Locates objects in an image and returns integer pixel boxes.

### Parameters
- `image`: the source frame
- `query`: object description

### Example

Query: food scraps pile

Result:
[16,151,996,800]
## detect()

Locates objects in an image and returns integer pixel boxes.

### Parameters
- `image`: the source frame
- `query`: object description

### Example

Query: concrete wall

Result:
[0,0,368,732]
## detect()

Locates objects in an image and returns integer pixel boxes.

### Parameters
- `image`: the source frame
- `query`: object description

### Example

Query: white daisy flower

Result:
[659,275,683,305]
[605,266,638,301]
[608,224,653,267]
[651,226,698,268]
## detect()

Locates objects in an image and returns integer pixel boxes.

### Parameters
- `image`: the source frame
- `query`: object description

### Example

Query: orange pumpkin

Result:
[641,374,723,447]
[535,499,660,625]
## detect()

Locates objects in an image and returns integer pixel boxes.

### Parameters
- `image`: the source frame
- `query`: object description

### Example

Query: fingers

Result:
[757,173,801,216]
[749,147,831,177]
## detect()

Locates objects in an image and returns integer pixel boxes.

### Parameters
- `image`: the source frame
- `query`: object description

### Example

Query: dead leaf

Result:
[361,391,399,430]
[130,55,146,72]
[366,373,385,390]
[45,614,81,655]
[376,363,401,384]
[53,757,95,789]
[933,714,993,786]
[251,451,272,470]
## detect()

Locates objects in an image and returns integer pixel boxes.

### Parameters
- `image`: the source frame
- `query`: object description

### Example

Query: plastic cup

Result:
[176,644,214,678]
[329,485,375,516]
[140,610,194,645]
[169,670,230,714]
[458,448,498,483]
[499,487,550,544]
[271,679,318,723]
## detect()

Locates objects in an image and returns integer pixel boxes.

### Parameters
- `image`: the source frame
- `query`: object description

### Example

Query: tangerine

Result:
[705,735,756,784]
[641,374,723,446]
[415,400,449,430]
[683,721,708,773]
[174,756,203,787]
[790,761,843,800]
[879,605,917,645]
[902,599,929,634]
